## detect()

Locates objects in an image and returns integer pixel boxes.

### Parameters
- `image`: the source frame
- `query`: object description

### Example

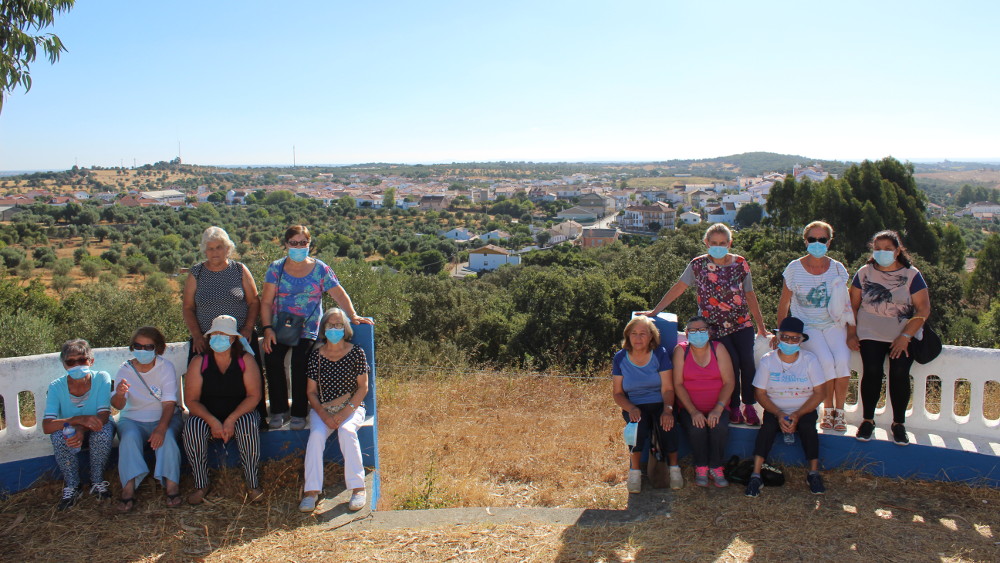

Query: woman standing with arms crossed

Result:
[644,223,770,426]
[260,225,372,431]
[776,221,853,432]
[848,230,930,446]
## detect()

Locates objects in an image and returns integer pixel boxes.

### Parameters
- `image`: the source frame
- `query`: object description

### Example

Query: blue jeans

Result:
[117,412,183,488]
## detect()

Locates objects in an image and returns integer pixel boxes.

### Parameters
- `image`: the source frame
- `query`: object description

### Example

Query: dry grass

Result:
[2,370,999,562]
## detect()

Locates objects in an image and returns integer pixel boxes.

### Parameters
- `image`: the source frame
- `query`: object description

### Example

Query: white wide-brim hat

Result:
[206,315,240,337]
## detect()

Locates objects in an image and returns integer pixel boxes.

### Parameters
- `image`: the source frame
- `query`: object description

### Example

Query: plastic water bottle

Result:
[782,416,795,445]
[62,423,81,453]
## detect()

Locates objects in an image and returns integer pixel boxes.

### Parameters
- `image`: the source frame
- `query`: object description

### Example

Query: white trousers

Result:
[304,406,366,492]
[802,324,851,382]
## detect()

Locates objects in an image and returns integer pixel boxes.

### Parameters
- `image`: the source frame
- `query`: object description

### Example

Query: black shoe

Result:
[891,423,909,446]
[57,486,83,510]
[807,472,826,495]
[745,475,762,498]
[856,420,875,442]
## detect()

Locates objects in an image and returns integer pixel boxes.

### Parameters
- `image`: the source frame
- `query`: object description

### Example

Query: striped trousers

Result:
[183,412,261,489]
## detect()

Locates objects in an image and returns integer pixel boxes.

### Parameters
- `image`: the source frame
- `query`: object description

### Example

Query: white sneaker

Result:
[298,495,318,513]
[348,489,366,511]
[289,416,307,431]
[268,413,288,429]
[626,469,642,493]
[669,466,684,490]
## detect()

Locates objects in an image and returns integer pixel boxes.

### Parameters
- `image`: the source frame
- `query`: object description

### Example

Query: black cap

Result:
[778,316,809,341]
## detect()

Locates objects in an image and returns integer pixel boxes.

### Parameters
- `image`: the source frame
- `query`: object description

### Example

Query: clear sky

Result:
[1,0,998,171]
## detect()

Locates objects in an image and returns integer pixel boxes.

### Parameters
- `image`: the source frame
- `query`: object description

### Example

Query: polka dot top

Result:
[306,345,368,406]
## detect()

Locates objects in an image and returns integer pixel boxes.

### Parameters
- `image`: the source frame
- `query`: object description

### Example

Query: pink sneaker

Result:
[729,406,744,425]
[694,466,709,487]
[742,405,761,426]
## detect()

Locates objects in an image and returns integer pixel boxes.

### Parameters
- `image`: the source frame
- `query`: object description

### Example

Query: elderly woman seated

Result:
[42,339,116,510]
[182,315,264,504]
[299,308,370,513]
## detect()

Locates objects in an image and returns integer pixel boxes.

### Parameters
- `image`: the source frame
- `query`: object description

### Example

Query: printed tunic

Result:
[306,345,368,406]
[680,254,754,339]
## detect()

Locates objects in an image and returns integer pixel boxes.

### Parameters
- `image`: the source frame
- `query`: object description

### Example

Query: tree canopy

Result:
[0,0,75,112]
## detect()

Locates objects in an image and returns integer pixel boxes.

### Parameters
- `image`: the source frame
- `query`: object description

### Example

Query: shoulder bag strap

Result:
[127,361,159,399]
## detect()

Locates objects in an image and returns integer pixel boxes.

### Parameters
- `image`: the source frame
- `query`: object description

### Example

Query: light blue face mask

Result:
[325,328,345,344]
[288,247,309,262]
[623,421,638,448]
[707,245,728,260]
[67,365,91,380]
[806,241,828,258]
[209,334,233,353]
[132,349,156,365]
[873,250,896,267]
[777,341,801,356]
[687,330,710,348]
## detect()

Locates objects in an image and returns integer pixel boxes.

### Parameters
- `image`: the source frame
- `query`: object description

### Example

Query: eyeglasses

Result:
[688,329,708,335]
[806,237,829,244]
[286,240,310,248]
[64,357,89,367]
[327,323,346,330]
[131,342,156,351]
[779,335,803,343]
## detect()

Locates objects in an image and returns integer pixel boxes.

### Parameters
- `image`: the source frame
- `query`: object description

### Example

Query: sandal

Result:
[247,488,265,503]
[820,409,834,430]
[165,493,183,508]
[187,487,211,505]
[833,409,847,432]
[117,497,136,513]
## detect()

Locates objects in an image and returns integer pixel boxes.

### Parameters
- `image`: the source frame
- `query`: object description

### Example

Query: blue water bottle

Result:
[62,423,81,453]
[782,416,795,445]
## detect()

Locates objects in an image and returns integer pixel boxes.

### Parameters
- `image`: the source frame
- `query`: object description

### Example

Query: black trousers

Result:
[264,338,315,418]
[753,410,820,461]
[859,339,914,424]
[188,330,267,421]
[621,402,679,455]
[717,326,757,406]
[677,408,730,468]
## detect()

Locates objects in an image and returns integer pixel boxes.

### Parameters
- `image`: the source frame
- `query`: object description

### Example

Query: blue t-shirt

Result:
[43,371,113,420]
[265,258,341,340]
[611,346,673,405]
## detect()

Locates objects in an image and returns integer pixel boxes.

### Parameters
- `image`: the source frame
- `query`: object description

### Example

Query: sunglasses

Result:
[131,342,156,351]
[64,357,90,367]
[286,240,310,248]
[806,237,829,244]
[779,335,803,343]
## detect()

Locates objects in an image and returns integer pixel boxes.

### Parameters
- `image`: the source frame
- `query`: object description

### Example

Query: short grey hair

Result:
[318,308,354,343]
[703,223,732,243]
[60,339,94,364]
[200,226,236,258]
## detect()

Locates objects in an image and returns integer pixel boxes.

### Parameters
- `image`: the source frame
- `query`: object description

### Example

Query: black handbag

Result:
[272,258,320,347]
[909,323,942,365]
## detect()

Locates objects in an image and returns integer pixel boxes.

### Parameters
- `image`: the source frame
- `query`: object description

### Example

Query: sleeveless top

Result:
[199,353,247,421]
[679,341,725,414]
[689,255,753,339]
[191,260,248,333]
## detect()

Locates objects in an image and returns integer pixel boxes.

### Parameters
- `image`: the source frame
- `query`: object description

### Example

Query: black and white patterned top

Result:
[306,345,368,406]
[191,260,249,332]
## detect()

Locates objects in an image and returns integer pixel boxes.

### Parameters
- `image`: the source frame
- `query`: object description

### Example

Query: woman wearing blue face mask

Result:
[745,317,828,498]
[183,315,264,504]
[847,230,930,446]
[776,220,853,433]
[111,326,183,511]
[260,225,373,432]
[673,316,735,488]
[642,223,771,428]
[298,308,370,513]
[41,339,115,510]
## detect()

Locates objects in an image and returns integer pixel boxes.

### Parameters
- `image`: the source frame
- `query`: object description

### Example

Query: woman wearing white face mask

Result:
[111,326,182,512]
[182,315,264,504]
[642,223,771,427]
[776,221,853,432]
[260,225,372,432]
[847,230,930,446]
[299,308,370,513]
[41,339,116,510]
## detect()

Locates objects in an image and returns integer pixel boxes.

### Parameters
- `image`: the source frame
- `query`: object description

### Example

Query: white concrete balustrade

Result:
[1,341,998,474]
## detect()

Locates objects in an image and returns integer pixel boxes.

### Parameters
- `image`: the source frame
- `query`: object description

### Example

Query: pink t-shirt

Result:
[679,341,726,414]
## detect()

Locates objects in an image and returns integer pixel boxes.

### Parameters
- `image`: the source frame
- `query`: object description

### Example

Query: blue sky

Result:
[1,0,998,170]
